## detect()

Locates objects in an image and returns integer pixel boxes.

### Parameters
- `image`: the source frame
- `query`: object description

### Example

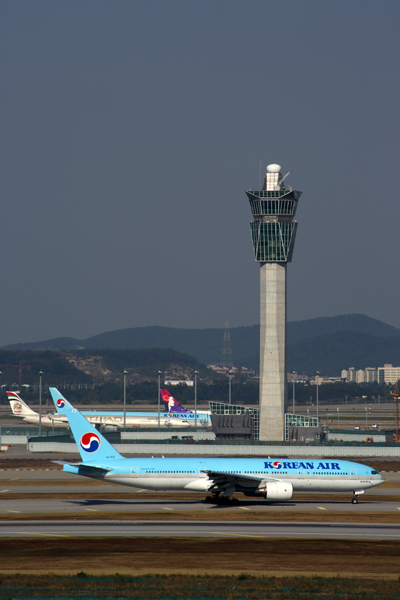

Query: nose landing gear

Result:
[351,490,364,504]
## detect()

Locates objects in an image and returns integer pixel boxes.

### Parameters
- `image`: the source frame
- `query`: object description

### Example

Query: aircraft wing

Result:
[201,469,278,493]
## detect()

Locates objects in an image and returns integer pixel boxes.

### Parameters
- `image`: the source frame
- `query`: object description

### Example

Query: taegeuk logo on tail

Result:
[80,432,101,453]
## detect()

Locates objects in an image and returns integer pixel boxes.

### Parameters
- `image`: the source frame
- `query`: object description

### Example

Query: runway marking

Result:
[318,507,327,510]
[10,478,19,481]
[0,490,9,493]
[397,507,400,510]
[7,511,21,513]
[85,509,98,512]
[239,507,250,510]
[211,532,265,538]
[17,532,70,538]
[163,507,174,511]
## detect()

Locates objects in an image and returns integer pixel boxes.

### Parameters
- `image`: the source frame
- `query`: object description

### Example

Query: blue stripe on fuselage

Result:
[80,456,376,477]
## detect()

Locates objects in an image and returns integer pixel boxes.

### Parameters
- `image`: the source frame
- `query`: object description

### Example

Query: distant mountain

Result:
[1,325,259,366]
[2,314,400,376]
[0,347,209,386]
[288,314,400,344]
[287,331,400,375]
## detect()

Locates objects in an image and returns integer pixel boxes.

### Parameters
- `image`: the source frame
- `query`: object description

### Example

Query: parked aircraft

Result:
[8,389,211,429]
[49,387,384,504]
[8,391,67,428]
[160,388,211,424]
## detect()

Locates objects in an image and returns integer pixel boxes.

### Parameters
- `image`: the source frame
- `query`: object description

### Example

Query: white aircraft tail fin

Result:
[7,391,38,417]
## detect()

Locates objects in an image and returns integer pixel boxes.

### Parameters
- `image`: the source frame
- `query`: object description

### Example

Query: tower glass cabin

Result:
[246,164,302,441]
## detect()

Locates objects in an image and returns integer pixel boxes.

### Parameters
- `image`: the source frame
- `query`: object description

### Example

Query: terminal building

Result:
[246,164,302,441]
[209,401,319,442]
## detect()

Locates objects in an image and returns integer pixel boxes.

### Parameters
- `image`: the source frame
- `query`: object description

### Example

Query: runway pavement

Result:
[0,468,399,514]
[1,520,400,539]
[0,493,399,515]
[0,459,399,542]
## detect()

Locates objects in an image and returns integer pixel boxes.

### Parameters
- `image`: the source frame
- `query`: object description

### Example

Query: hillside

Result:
[287,331,400,375]
[0,348,211,387]
[2,314,400,376]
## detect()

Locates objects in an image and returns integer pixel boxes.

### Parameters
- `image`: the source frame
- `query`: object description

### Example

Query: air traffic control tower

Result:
[246,164,302,441]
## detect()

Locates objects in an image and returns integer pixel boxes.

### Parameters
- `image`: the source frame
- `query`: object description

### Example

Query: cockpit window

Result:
[371,470,379,474]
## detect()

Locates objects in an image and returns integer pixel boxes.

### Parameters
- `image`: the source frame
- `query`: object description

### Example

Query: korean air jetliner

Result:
[49,388,383,505]
[160,389,211,425]
[8,389,211,430]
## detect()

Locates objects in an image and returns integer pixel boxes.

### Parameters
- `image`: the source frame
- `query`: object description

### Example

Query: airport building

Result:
[379,364,400,384]
[246,164,302,441]
[341,364,400,384]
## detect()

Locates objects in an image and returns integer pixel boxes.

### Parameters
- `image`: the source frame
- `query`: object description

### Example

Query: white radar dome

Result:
[266,163,281,173]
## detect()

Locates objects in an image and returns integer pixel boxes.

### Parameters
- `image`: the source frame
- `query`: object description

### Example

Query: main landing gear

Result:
[205,494,239,505]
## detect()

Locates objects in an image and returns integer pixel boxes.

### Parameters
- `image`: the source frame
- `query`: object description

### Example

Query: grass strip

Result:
[0,538,400,581]
[0,573,399,599]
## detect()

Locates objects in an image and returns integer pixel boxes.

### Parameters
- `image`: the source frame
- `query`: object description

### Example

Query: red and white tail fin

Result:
[160,389,192,413]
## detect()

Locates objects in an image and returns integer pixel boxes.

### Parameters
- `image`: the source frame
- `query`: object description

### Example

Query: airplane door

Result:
[350,469,357,479]
[131,467,138,477]
[297,467,306,488]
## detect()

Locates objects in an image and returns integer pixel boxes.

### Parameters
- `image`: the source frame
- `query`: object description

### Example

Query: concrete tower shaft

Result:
[246,164,302,441]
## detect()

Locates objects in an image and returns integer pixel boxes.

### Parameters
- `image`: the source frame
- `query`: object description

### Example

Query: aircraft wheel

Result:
[204,496,212,503]
[231,497,239,505]
[351,497,358,504]
[217,496,230,505]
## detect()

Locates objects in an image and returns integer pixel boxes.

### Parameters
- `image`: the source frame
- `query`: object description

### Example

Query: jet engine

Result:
[259,481,293,501]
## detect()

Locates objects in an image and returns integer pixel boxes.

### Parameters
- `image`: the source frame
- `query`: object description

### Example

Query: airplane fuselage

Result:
[63,457,383,495]
[16,411,211,429]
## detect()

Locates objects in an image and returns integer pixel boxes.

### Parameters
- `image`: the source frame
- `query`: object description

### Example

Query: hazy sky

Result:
[1,1,400,346]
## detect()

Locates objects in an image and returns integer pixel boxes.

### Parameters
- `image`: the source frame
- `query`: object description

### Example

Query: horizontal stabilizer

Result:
[52,460,111,473]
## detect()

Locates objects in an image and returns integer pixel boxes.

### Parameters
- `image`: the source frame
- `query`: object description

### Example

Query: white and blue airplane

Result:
[49,387,384,505]
[8,389,211,430]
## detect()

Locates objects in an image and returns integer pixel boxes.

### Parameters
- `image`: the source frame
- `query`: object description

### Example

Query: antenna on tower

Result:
[222,317,233,368]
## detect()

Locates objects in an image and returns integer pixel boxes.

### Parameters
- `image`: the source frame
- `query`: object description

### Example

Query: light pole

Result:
[292,371,296,414]
[228,371,233,405]
[38,371,43,437]
[314,371,320,423]
[194,371,198,430]
[365,406,368,429]
[121,370,128,429]
[157,371,162,429]
[337,407,340,428]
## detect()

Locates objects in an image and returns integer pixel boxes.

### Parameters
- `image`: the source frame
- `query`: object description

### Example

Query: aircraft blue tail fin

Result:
[49,388,122,462]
